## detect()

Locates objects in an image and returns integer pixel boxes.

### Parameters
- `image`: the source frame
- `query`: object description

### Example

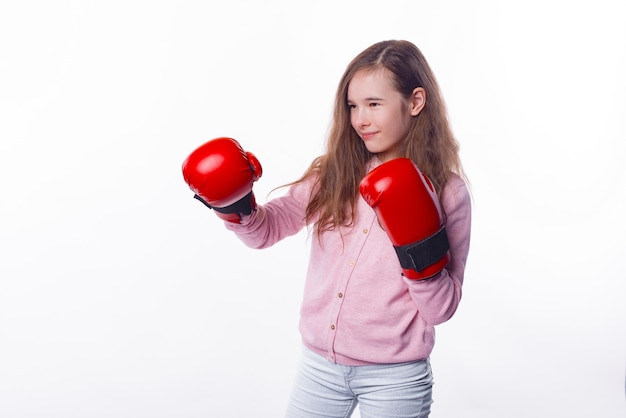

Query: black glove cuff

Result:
[393,226,450,272]
[193,191,255,216]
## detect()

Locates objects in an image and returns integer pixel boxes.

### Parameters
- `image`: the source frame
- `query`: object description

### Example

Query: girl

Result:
[185,39,471,418]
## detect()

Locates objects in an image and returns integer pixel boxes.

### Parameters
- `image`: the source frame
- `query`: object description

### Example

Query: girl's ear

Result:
[409,87,426,116]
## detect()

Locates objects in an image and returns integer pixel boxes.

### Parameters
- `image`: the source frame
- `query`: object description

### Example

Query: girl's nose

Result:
[355,108,370,127]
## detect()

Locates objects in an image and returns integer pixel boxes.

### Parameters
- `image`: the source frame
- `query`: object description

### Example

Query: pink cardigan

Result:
[225,159,472,366]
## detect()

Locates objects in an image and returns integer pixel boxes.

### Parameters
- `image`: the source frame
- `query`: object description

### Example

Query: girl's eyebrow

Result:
[347,96,385,102]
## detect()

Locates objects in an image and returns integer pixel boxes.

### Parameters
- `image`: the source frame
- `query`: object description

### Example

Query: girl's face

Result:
[347,69,425,162]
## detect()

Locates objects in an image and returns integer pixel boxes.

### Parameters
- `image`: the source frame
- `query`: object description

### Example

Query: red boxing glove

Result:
[359,158,449,280]
[182,137,262,223]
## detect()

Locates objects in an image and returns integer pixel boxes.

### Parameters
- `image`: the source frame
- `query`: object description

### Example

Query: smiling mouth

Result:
[361,132,378,140]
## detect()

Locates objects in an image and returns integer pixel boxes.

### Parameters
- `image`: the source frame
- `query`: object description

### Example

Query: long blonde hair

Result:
[293,40,465,235]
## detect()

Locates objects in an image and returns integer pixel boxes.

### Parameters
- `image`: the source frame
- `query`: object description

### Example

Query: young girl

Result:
[183,39,471,418]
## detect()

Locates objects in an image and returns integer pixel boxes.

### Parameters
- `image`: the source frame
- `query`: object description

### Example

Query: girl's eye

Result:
[369,102,379,107]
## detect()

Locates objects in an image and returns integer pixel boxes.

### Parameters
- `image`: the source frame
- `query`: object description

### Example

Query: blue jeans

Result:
[285,346,433,418]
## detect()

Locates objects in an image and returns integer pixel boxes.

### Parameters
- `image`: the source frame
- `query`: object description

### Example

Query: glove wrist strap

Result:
[394,226,450,272]
[193,191,256,216]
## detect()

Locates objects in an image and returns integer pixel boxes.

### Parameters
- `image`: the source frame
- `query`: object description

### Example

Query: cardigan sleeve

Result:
[403,174,472,325]
[223,176,314,249]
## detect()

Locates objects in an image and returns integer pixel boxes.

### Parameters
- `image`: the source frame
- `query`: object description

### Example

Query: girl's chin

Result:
[363,143,383,154]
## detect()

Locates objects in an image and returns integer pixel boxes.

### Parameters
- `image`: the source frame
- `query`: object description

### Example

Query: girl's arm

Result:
[223,176,314,249]
[403,175,472,325]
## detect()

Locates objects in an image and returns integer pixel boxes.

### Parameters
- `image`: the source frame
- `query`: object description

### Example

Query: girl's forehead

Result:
[353,66,391,81]
[348,69,395,95]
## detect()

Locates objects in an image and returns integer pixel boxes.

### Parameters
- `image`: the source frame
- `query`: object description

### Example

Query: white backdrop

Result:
[1,1,625,417]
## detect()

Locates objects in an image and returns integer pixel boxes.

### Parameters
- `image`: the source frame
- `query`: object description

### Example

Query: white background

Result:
[1,1,625,417]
